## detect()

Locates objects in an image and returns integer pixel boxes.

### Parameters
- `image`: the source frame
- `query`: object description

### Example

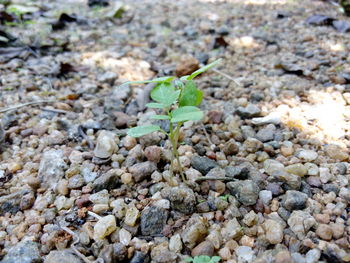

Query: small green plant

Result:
[185,255,221,263]
[219,194,231,202]
[126,59,221,181]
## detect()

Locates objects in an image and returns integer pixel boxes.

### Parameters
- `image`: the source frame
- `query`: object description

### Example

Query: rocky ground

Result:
[0,0,350,262]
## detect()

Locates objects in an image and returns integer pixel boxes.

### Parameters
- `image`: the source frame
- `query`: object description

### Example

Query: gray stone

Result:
[141,206,168,236]
[44,250,82,263]
[227,180,259,206]
[269,170,301,190]
[38,150,67,190]
[98,71,118,85]
[236,104,261,118]
[92,170,120,192]
[162,186,196,214]
[181,216,208,249]
[305,249,321,263]
[282,190,308,211]
[235,246,255,263]
[1,240,41,263]
[287,211,316,239]
[0,190,29,216]
[296,150,318,162]
[130,251,149,263]
[256,124,276,142]
[191,156,218,175]
[68,174,85,189]
[129,161,157,182]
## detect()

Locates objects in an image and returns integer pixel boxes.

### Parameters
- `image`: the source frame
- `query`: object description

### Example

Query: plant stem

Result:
[173,123,186,182]
[169,122,174,177]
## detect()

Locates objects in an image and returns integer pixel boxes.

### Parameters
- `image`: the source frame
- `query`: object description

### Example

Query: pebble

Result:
[221,218,243,241]
[94,130,117,159]
[263,159,284,176]
[129,161,157,182]
[256,124,276,142]
[287,211,316,239]
[235,246,255,263]
[285,163,307,177]
[319,167,332,184]
[191,241,214,257]
[162,186,196,214]
[282,190,308,211]
[1,240,41,263]
[68,174,85,189]
[119,228,132,246]
[93,215,117,240]
[191,156,218,175]
[243,138,263,153]
[92,169,121,191]
[144,145,162,163]
[140,206,168,235]
[242,211,258,227]
[181,216,208,248]
[175,55,199,77]
[222,139,239,155]
[169,234,182,253]
[275,250,293,263]
[263,219,284,244]
[296,150,318,162]
[251,112,281,125]
[124,205,140,226]
[305,249,321,263]
[38,149,67,190]
[324,144,349,161]
[227,180,259,206]
[316,224,333,241]
[236,104,261,118]
[44,250,82,263]
[89,189,109,204]
[151,242,177,263]
[259,190,272,205]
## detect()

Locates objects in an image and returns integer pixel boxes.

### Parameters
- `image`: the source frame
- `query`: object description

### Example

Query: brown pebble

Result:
[275,250,293,263]
[316,224,333,241]
[191,241,214,257]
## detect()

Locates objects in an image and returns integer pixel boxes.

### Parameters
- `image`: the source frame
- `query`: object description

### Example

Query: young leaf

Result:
[123,76,175,85]
[150,115,170,120]
[184,257,194,263]
[127,125,161,138]
[171,106,204,123]
[151,82,180,106]
[179,80,203,107]
[211,256,221,263]
[145,103,164,109]
[187,58,222,80]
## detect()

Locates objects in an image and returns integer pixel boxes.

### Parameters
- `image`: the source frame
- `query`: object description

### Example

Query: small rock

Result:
[256,124,276,142]
[163,186,196,214]
[259,190,272,205]
[227,180,259,206]
[236,104,261,118]
[242,211,258,227]
[44,250,83,263]
[252,112,281,125]
[141,206,168,236]
[94,130,116,159]
[263,219,284,244]
[119,228,132,246]
[92,169,120,192]
[285,163,308,177]
[144,146,162,163]
[282,190,308,211]
[47,130,65,145]
[235,246,255,263]
[129,161,157,182]
[191,241,214,257]
[123,136,137,150]
[93,215,117,240]
[98,71,118,85]
[316,224,333,241]
[324,144,349,161]
[319,167,332,183]
[169,234,182,253]
[38,150,67,190]
[181,216,208,248]
[280,141,294,156]
[221,218,243,241]
[89,190,109,204]
[275,251,293,263]
[191,156,218,175]
[112,243,127,261]
[305,249,321,263]
[243,138,263,153]
[222,139,239,155]
[207,110,223,124]
[263,159,284,176]
[151,242,177,263]
[0,190,29,216]
[287,211,316,239]
[175,56,199,77]
[20,192,35,210]
[331,223,345,239]
[68,174,85,189]
[130,251,149,263]
[1,240,41,263]
[296,150,318,162]
[124,205,140,226]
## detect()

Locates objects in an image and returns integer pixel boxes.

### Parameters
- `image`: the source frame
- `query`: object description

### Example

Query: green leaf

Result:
[151,83,180,106]
[145,103,164,109]
[150,115,170,120]
[179,80,203,106]
[187,59,222,80]
[171,106,203,123]
[124,76,175,85]
[211,256,221,263]
[127,125,161,138]
[196,256,211,263]
[184,257,194,263]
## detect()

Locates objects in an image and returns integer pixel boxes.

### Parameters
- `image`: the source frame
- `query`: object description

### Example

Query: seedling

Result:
[185,255,221,263]
[125,59,221,181]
